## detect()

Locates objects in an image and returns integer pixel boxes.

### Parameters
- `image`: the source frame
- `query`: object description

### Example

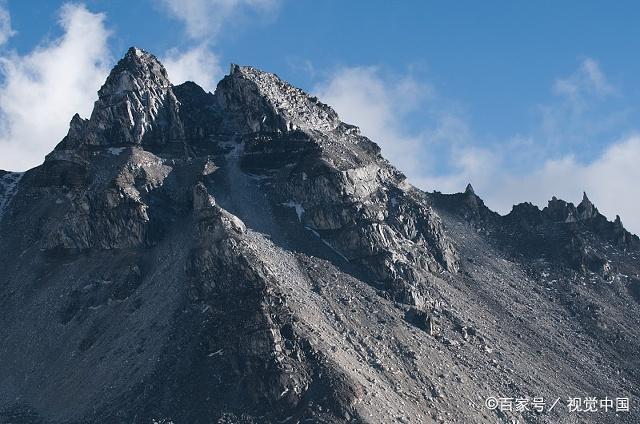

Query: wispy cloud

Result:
[0,3,111,171]
[314,66,426,176]
[0,1,14,47]
[163,44,222,92]
[541,58,628,154]
[314,66,469,179]
[553,58,616,103]
[159,0,278,41]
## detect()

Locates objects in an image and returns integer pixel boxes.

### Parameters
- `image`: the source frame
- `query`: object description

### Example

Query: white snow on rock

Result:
[304,225,349,262]
[107,147,126,155]
[282,201,305,221]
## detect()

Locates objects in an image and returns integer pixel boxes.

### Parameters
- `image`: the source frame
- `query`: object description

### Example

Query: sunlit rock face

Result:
[0,48,639,424]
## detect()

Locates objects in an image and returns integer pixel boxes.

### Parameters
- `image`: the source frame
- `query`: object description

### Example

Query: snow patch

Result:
[107,147,126,155]
[246,172,269,181]
[320,238,349,262]
[282,201,305,221]
[304,225,349,262]
[305,226,320,237]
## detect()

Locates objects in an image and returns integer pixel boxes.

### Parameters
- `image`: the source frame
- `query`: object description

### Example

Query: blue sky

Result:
[1,1,639,232]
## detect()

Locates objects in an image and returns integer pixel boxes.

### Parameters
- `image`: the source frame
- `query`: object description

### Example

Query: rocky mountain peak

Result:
[615,214,623,226]
[216,62,459,304]
[581,191,591,204]
[464,183,475,195]
[545,196,577,222]
[101,47,170,95]
[577,191,598,220]
[55,47,182,150]
[218,63,341,134]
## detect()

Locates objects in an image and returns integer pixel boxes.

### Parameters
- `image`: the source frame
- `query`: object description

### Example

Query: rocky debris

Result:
[0,47,639,424]
[36,148,174,250]
[404,307,437,336]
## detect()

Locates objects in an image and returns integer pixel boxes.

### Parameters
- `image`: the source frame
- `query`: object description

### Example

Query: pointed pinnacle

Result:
[465,183,475,195]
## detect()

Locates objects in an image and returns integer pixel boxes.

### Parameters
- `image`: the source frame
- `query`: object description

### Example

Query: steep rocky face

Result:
[214,65,458,306]
[1,48,639,424]
[79,47,183,148]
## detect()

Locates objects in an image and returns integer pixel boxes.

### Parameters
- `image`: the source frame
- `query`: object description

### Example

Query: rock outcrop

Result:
[215,65,459,306]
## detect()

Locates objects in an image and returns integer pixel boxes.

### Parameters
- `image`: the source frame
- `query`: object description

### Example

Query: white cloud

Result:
[539,58,627,153]
[158,0,279,93]
[159,0,278,40]
[0,3,111,171]
[0,2,14,47]
[314,67,426,177]
[163,44,223,92]
[314,66,469,180]
[553,58,615,101]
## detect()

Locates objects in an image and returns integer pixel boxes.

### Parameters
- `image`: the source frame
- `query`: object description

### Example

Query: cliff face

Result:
[0,48,639,424]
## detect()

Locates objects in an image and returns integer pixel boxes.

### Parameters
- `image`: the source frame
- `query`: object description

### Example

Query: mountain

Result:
[0,47,639,424]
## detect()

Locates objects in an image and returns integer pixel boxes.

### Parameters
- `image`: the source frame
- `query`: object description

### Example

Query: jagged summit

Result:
[219,61,342,134]
[464,183,475,195]
[542,191,602,224]
[228,62,254,76]
[577,191,598,220]
[53,47,182,151]
[90,46,171,117]
[105,47,169,89]
[582,191,590,203]
[431,183,638,277]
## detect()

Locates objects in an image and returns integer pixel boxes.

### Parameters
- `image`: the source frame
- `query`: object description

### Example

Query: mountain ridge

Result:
[0,46,633,240]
